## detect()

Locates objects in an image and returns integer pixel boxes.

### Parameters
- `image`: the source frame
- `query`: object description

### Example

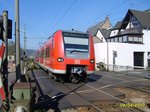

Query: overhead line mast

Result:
[15,0,21,82]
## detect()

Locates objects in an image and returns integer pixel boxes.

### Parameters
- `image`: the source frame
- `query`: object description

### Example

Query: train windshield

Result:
[63,32,89,59]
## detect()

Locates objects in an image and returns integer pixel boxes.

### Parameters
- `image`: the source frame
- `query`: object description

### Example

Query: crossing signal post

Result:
[7,19,12,39]
[2,10,9,98]
[0,16,3,38]
[0,17,12,40]
[0,11,12,110]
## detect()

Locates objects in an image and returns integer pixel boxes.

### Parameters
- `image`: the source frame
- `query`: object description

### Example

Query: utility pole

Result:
[2,10,8,97]
[24,24,26,56]
[20,25,26,56]
[20,25,26,73]
[107,37,109,71]
[15,0,21,82]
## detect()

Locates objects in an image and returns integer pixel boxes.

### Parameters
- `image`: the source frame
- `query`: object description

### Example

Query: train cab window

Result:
[63,32,89,59]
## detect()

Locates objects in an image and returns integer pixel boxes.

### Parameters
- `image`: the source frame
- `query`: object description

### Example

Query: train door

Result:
[43,46,47,65]
[51,36,54,68]
[39,50,41,63]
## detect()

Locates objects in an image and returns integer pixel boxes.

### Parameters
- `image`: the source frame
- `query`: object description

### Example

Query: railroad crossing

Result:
[6,67,150,112]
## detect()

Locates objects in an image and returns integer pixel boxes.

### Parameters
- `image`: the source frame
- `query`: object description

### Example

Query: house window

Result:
[119,37,122,42]
[115,38,118,42]
[128,37,133,42]
[139,37,143,43]
[110,39,112,42]
[128,36,143,43]
[112,38,114,42]
[123,36,127,42]
[108,39,111,42]
[111,38,113,42]
[133,37,138,43]
[134,37,138,42]
[111,38,115,42]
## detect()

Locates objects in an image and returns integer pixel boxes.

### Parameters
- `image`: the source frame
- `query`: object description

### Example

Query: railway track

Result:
[57,80,145,112]
[116,85,150,112]
[59,82,104,112]
[75,72,149,111]
[32,69,150,111]
[91,72,150,112]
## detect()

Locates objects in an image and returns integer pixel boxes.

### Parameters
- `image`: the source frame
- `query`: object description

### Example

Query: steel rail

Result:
[62,83,104,112]
[85,83,146,112]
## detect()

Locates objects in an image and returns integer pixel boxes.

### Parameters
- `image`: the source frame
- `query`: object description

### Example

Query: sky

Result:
[0,0,150,50]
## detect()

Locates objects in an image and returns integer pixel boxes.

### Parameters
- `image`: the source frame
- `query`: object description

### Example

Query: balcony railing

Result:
[119,28,142,35]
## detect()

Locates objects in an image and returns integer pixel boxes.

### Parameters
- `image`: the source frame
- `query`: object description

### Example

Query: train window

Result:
[63,32,89,59]
[46,47,50,57]
[52,35,54,49]
[63,32,88,38]
[35,51,39,58]
[64,37,88,45]
[63,34,89,50]
[40,50,43,58]
[42,50,44,58]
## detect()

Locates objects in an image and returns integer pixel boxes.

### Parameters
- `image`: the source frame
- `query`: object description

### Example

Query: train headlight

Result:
[90,59,94,63]
[57,58,64,62]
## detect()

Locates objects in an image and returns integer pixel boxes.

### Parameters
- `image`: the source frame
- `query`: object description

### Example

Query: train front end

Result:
[55,30,95,83]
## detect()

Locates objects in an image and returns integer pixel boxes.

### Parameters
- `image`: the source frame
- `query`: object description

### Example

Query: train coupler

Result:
[70,67,87,83]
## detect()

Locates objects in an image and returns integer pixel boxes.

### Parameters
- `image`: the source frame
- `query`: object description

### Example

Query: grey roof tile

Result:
[87,21,105,36]
[130,9,150,28]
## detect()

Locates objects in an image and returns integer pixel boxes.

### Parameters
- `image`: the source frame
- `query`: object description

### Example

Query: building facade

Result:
[94,9,150,71]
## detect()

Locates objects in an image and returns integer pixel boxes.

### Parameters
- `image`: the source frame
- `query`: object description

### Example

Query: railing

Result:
[96,63,145,72]
[119,28,142,35]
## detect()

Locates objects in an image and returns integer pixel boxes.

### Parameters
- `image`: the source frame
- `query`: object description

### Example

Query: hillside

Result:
[8,41,36,58]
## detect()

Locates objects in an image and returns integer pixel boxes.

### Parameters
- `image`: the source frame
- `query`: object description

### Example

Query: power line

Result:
[76,0,130,30]
[44,0,68,37]
[50,0,77,33]
[95,1,128,22]
[109,0,146,18]
[20,35,48,39]
[69,0,106,28]
[26,0,148,50]
[26,38,47,39]
[53,0,68,21]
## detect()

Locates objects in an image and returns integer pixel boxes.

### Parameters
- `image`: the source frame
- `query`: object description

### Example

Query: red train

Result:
[35,30,95,83]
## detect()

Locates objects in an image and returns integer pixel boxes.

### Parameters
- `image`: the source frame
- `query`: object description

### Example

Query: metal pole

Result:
[2,10,8,97]
[15,0,21,82]
[107,38,109,71]
[24,24,26,56]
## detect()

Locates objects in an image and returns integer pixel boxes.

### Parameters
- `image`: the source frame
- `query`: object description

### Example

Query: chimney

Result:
[105,16,109,21]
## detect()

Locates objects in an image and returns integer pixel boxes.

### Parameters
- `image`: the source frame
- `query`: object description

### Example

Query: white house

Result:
[94,9,150,71]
